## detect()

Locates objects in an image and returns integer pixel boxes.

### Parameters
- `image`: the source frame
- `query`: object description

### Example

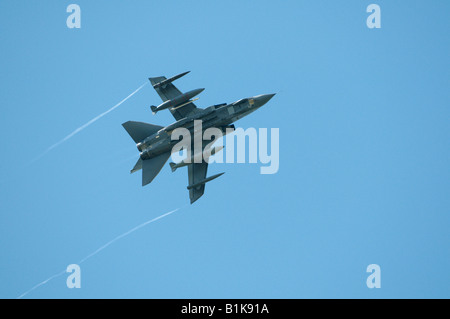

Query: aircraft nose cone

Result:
[253,93,276,107]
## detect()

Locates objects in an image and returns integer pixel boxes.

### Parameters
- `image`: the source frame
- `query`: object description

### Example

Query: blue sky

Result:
[0,1,449,298]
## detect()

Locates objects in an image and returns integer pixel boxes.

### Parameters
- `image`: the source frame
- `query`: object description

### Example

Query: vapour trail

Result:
[16,270,66,300]
[17,207,180,299]
[31,82,148,163]
[77,208,179,264]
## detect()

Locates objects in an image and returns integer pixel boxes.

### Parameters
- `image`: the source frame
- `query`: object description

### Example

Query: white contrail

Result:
[77,208,179,264]
[16,270,66,299]
[31,82,148,163]
[17,207,180,299]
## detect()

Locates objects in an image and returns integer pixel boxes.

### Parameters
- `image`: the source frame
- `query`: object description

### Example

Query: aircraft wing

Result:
[187,161,208,204]
[149,75,197,121]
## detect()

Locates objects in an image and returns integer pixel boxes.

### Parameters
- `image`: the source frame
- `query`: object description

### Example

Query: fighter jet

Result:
[122,71,275,203]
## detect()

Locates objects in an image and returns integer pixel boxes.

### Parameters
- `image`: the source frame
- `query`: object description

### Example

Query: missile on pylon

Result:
[151,71,190,89]
[150,88,204,114]
[187,172,225,190]
[169,146,224,172]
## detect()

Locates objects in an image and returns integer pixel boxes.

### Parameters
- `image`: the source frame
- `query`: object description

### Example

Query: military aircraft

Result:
[122,71,275,203]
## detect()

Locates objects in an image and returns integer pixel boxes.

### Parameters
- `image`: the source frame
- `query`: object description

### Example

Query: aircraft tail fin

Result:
[142,152,171,186]
[122,121,164,143]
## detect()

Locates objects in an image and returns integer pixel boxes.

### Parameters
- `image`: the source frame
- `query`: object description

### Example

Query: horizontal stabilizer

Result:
[131,158,143,174]
[142,152,171,186]
[122,121,164,143]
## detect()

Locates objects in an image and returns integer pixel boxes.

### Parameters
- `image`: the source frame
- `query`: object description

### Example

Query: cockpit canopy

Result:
[232,98,248,105]
[232,98,255,106]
